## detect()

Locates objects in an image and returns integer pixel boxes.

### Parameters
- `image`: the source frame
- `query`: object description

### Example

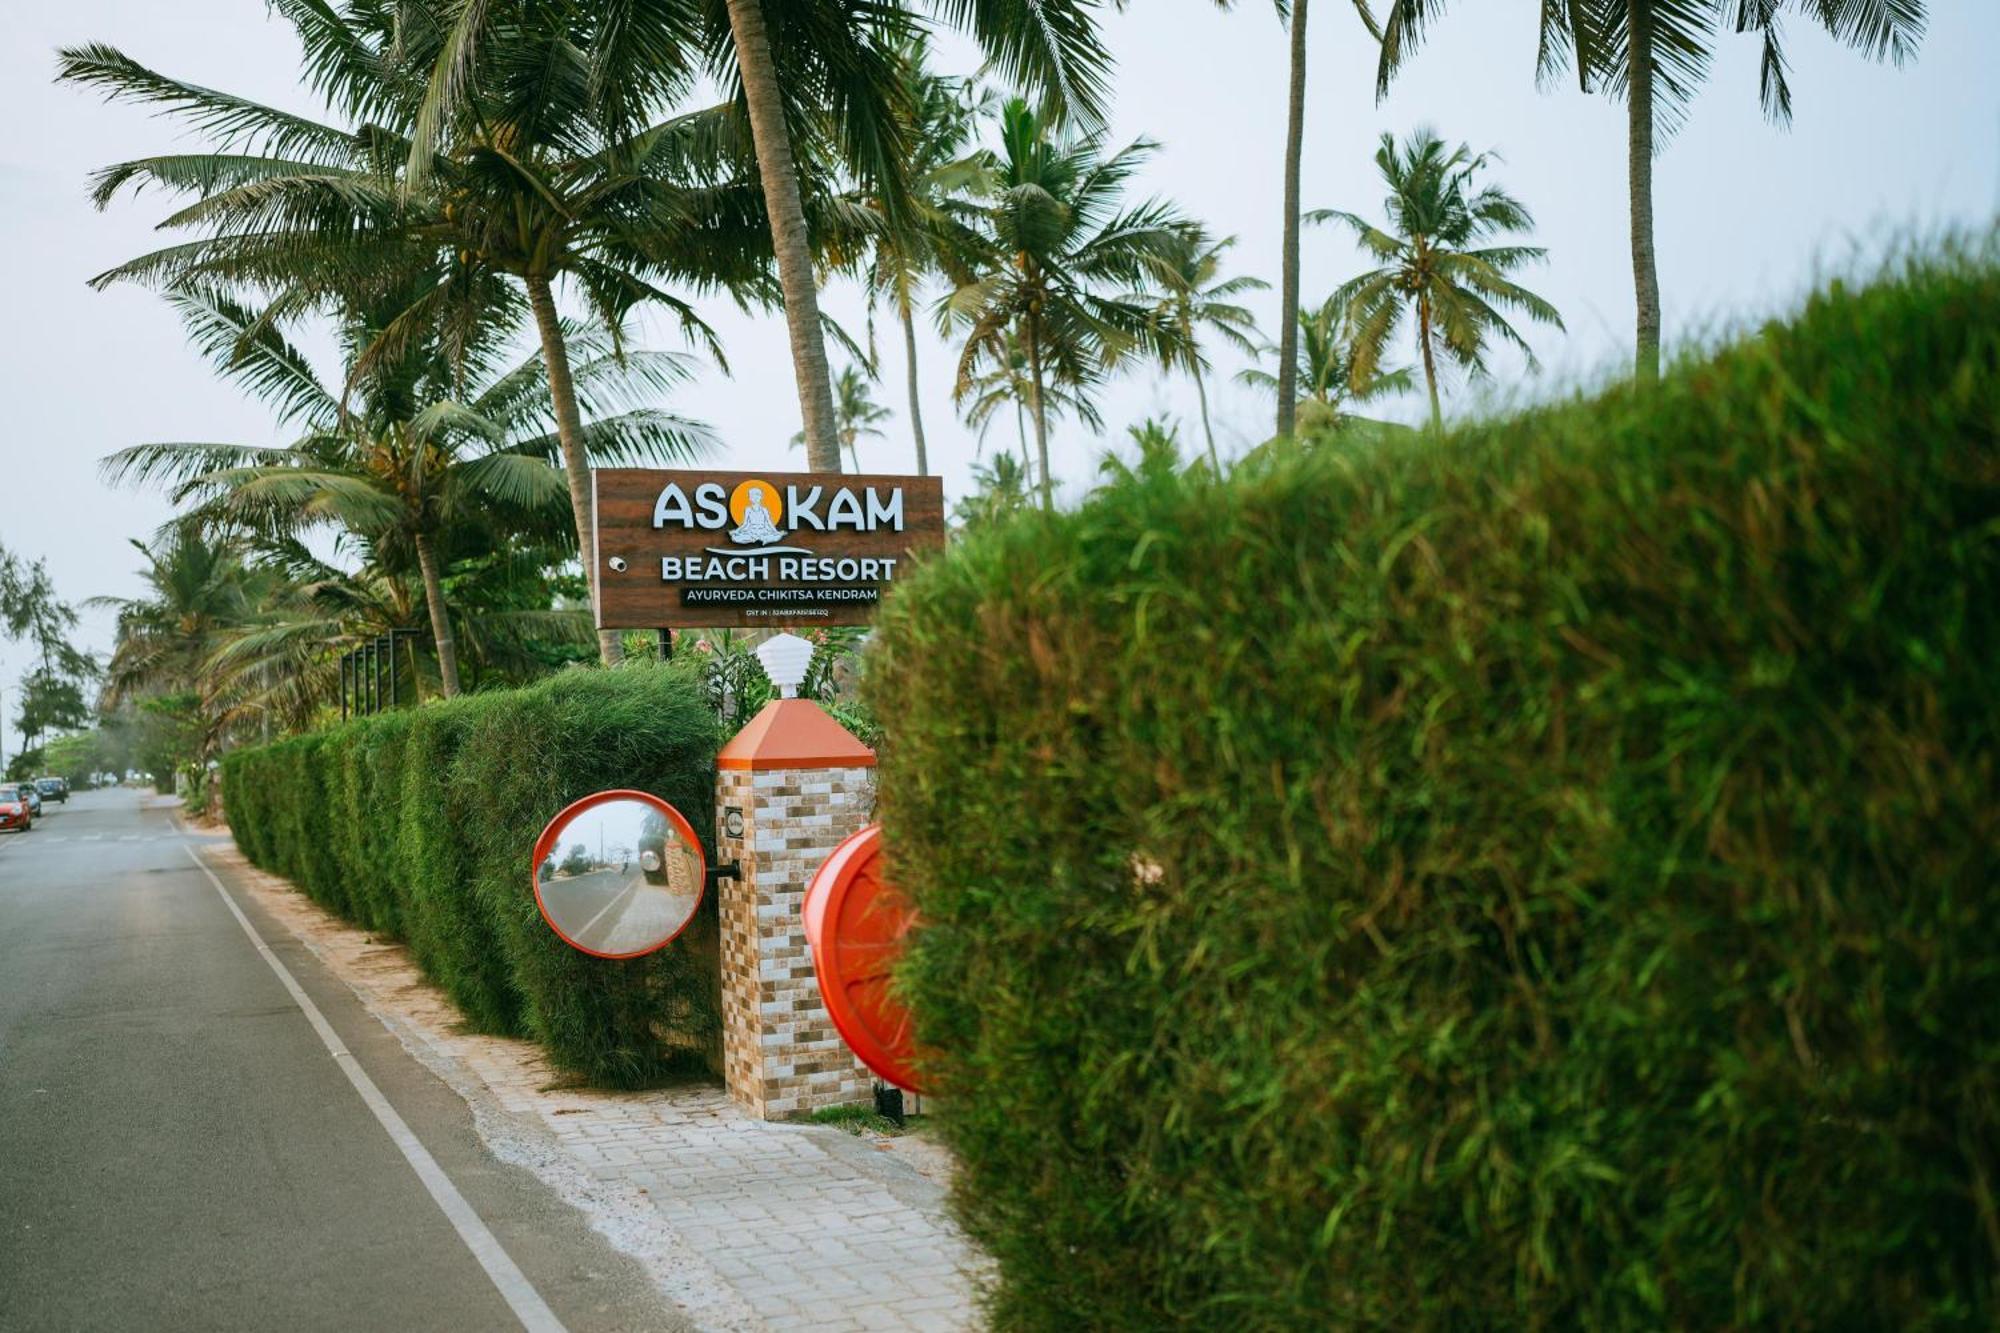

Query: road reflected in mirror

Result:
[532,793,705,958]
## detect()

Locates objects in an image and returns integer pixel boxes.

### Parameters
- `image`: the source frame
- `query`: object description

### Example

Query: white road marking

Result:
[6,834,190,844]
[575,878,641,942]
[184,845,567,1333]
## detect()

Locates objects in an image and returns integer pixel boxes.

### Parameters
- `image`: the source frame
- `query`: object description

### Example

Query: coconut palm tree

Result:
[391,0,1117,471]
[953,452,1034,529]
[1237,294,1414,428]
[60,5,772,666]
[1313,129,1562,431]
[1372,0,1924,382]
[90,524,297,793]
[94,527,265,710]
[1141,228,1267,472]
[101,288,713,697]
[716,0,1122,470]
[714,0,901,471]
[1216,0,1382,441]
[201,539,596,729]
[854,43,994,476]
[948,98,1193,509]
[1097,418,1202,485]
[959,329,1107,460]
[791,365,892,471]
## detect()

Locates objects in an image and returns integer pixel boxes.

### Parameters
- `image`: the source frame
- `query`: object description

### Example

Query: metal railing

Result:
[338,627,422,720]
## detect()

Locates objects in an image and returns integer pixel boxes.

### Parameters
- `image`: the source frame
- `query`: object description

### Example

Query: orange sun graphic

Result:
[728,479,783,527]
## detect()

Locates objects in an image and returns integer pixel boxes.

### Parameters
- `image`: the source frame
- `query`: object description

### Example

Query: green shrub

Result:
[448,668,723,1085]
[395,702,520,1033]
[222,664,724,1085]
[867,252,2000,1329]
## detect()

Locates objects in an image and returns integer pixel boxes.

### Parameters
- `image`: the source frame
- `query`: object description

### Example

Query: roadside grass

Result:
[799,1104,925,1137]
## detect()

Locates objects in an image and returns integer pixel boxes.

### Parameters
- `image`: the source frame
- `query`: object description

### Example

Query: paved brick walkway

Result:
[206,839,982,1332]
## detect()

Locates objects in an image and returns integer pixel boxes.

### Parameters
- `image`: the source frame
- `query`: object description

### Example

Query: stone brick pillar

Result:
[715,698,878,1119]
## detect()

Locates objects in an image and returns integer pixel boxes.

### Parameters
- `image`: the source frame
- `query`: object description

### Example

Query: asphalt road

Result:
[0,789,690,1332]
[539,871,699,955]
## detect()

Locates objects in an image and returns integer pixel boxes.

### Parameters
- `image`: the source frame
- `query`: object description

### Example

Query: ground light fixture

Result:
[753,631,816,698]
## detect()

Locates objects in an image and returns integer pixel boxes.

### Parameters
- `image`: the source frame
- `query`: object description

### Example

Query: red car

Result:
[0,783,33,833]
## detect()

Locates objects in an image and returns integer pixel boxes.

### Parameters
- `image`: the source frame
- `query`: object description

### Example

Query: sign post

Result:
[592,469,938,1117]
[591,469,946,630]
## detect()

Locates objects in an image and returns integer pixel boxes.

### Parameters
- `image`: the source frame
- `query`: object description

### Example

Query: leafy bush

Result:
[867,252,2000,1329]
[223,665,724,1086]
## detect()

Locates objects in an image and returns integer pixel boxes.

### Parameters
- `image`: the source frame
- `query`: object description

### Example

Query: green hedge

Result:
[867,253,2000,1328]
[223,666,724,1086]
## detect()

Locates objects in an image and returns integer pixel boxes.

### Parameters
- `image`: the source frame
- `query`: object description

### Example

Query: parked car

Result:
[35,777,68,805]
[18,783,42,817]
[0,784,33,832]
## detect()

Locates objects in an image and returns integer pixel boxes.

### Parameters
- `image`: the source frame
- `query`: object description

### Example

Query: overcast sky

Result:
[3,1,1996,766]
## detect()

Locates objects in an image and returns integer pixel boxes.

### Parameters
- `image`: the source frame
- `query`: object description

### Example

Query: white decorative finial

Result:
[755,632,816,699]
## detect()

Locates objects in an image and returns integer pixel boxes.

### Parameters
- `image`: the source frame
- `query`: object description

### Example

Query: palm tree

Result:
[855,43,994,477]
[952,452,1033,529]
[386,0,892,472]
[95,527,263,708]
[1222,0,1383,441]
[91,525,283,792]
[60,5,771,666]
[0,551,95,701]
[1237,294,1414,428]
[1141,229,1266,472]
[1097,418,1200,485]
[959,329,1106,460]
[101,290,713,697]
[948,98,1192,509]
[1313,129,1562,431]
[202,542,596,730]
[717,0,1121,470]
[392,0,1119,472]
[719,0,854,470]
[1373,0,1924,382]
[791,365,892,471]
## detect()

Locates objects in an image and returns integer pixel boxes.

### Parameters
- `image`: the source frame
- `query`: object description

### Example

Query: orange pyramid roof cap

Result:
[717,698,876,771]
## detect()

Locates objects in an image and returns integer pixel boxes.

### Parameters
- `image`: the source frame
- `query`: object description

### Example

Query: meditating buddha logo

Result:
[728,480,785,546]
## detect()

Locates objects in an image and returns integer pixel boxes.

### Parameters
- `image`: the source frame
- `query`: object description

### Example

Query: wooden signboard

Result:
[591,469,947,629]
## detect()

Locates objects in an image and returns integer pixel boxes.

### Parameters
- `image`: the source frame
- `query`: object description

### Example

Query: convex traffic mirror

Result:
[532,790,706,958]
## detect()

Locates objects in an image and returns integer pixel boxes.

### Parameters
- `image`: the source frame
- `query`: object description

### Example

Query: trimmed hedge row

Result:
[867,253,2000,1328]
[224,666,723,1086]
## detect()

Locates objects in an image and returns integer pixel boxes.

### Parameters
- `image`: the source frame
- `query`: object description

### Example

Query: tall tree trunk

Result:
[1417,294,1443,432]
[1025,320,1054,510]
[1194,358,1222,473]
[726,0,842,469]
[1627,0,1663,383]
[412,529,461,698]
[900,302,929,476]
[525,274,623,666]
[1276,0,1309,440]
[404,633,424,705]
